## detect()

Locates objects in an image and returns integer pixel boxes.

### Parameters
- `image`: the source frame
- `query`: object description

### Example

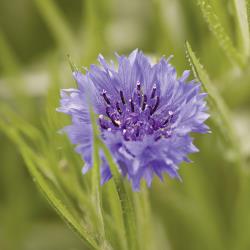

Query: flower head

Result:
[57,50,209,191]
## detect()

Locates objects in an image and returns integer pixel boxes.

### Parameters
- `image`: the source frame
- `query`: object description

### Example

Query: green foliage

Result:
[1,0,250,249]
[232,0,250,56]
[197,0,246,67]
[34,0,75,50]
[185,41,245,169]
[0,67,151,250]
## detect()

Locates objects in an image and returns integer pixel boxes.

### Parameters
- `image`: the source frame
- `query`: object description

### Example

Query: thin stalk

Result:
[90,108,106,246]
[99,140,138,250]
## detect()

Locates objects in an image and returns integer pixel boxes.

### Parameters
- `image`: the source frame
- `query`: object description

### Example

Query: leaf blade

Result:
[0,118,100,250]
[197,0,245,66]
[185,41,245,169]
[233,0,250,56]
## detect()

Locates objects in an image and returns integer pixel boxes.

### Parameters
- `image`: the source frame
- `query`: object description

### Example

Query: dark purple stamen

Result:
[136,127,140,137]
[99,115,108,129]
[142,95,147,111]
[116,102,122,114]
[136,81,142,105]
[151,84,157,99]
[102,90,111,105]
[120,90,126,104]
[150,96,160,115]
[106,107,111,117]
[163,111,173,126]
[155,135,161,141]
[129,99,134,112]
[136,81,141,91]
[111,119,120,127]
[106,107,120,127]
[99,83,174,142]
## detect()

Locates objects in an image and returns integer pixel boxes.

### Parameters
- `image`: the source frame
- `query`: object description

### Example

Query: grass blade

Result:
[34,0,75,50]
[185,41,245,169]
[0,31,20,75]
[233,0,250,57]
[89,109,106,245]
[98,140,138,250]
[197,0,245,66]
[0,120,100,250]
[247,0,250,32]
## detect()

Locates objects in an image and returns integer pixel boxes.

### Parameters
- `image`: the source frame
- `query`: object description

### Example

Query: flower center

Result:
[99,82,174,141]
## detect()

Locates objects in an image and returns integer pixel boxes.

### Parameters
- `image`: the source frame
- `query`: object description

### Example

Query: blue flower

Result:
[57,50,209,191]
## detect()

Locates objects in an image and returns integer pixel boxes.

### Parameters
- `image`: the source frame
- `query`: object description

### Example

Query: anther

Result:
[106,107,120,127]
[120,90,126,104]
[151,84,157,99]
[106,107,111,117]
[150,96,160,115]
[155,135,162,141]
[116,102,122,114]
[136,127,140,137]
[141,95,147,111]
[99,115,108,129]
[101,90,111,105]
[136,81,141,91]
[163,111,173,126]
[110,118,120,127]
[129,99,135,112]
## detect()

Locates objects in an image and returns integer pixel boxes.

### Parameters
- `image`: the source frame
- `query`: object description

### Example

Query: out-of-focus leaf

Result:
[197,0,245,66]
[89,108,106,244]
[247,0,250,32]
[0,119,100,250]
[34,0,75,50]
[185,41,244,169]
[233,0,250,56]
[0,31,20,75]
[98,139,138,250]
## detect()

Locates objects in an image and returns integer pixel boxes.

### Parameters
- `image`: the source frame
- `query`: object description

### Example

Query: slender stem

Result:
[90,108,106,243]
[99,140,138,250]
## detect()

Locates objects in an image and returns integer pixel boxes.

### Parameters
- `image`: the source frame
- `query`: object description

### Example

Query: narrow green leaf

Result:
[0,31,20,75]
[0,121,100,250]
[233,0,250,56]
[247,0,250,32]
[98,140,138,250]
[104,182,128,250]
[34,0,75,50]
[0,104,42,141]
[89,108,106,243]
[79,0,109,64]
[197,0,245,66]
[185,41,245,168]
[133,185,153,250]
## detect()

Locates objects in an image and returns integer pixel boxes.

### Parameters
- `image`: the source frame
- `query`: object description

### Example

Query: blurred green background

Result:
[0,0,250,250]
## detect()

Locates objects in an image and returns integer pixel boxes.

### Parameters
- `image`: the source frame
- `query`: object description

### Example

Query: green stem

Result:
[90,109,106,245]
[99,140,138,250]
